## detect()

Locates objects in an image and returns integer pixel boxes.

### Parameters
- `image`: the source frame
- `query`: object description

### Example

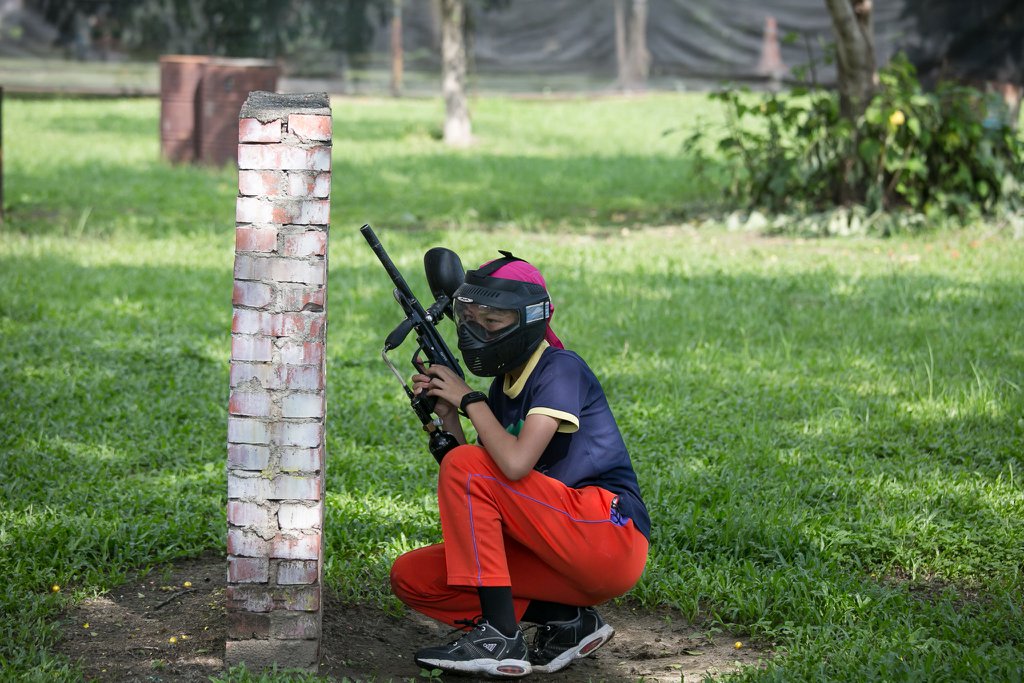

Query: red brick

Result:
[288,114,332,141]
[237,144,331,171]
[230,363,274,389]
[231,309,260,335]
[281,394,323,419]
[231,310,260,334]
[231,335,273,362]
[239,118,283,143]
[236,197,274,224]
[278,501,322,529]
[227,500,275,529]
[279,341,323,365]
[229,389,272,417]
[235,256,326,286]
[227,443,271,470]
[286,172,330,199]
[282,231,327,257]
[267,200,329,226]
[232,364,323,392]
[271,534,320,561]
[235,226,277,252]
[275,421,323,448]
[307,314,326,340]
[233,311,321,338]
[271,259,326,286]
[270,611,320,639]
[276,313,318,337]
[269,475,320,501]
[279,285,325,312]
[239,169,284,197]
[235,366,323,393]
[276,560,319,585]
[227,528,271,557]
[275,585,321,611]
[298,200,330,225]
[277,365,323,391]
[233,254,259,281]
[227,417,270,445]
[227,611,271,639]
[233,281,273,308]
[313,173,330,198]
[226,585,274,612]
[231,310,260,335]
[228,556,270,583]
[228,474,273,501]
[278,447,321,474]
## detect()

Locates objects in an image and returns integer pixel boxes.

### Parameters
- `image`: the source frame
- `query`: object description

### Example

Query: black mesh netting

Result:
[366,0,1021,88]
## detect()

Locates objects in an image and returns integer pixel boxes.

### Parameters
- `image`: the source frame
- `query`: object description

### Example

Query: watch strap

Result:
[459,391,488,416]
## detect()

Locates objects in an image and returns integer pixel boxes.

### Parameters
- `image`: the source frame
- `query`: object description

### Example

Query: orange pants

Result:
[390,445,649,627]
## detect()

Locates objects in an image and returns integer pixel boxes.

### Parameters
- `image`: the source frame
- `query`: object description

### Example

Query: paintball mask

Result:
[453,252,552,377]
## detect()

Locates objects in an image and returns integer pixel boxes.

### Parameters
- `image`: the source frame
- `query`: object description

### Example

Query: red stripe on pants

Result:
[390,444,649,627]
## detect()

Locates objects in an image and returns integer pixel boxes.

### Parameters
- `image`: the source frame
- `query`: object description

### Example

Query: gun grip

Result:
[384,318,415,351]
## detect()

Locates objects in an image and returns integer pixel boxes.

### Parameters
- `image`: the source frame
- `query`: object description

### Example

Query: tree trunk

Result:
[628,0,650,89]
[440,0,472,147]
[390,0,403,97]
[613,0,629,88]
[824,0,876,119]
[614,0,649,91]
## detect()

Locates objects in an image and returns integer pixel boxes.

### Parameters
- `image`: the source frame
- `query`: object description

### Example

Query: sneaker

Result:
[414,619,532,678]
[529,607,615,674]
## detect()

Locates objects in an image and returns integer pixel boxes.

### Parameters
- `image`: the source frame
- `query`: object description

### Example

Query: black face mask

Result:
[453,253,551,377]
[457,321,545,377]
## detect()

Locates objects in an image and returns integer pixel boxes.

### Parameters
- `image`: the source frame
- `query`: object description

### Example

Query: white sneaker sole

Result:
[416,656,532,678]
[532,624,615,674]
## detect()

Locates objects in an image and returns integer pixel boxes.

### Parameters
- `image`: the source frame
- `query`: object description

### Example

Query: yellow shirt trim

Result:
[503,340,550,399]
[503,342,580,434]
[528,407,580,434]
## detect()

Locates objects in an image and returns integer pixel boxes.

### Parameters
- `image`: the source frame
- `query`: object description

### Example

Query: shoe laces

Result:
[521,622,554,650]
[454,618,485,634]
[442,615,485,641]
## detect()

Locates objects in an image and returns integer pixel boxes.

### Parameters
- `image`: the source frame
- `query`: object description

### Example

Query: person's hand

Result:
[411,372,456,419]
[411,364,475,419]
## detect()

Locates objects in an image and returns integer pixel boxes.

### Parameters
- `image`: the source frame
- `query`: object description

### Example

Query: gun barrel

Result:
[362,224,465,381]
[361,224,417,303]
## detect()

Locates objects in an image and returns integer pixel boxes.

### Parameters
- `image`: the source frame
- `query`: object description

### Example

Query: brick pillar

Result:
[225,91,331,672]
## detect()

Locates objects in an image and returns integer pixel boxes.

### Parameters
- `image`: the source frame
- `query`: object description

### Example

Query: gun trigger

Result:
[412,351,427,374]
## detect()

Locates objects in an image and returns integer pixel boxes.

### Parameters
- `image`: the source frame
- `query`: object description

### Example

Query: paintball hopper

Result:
[423,247,465,320]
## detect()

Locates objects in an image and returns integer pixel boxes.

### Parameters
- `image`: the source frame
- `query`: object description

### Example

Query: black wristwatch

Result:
[459,391,488,416]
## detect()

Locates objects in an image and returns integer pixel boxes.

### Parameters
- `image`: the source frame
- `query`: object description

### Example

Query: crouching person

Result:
[390,252,651,677]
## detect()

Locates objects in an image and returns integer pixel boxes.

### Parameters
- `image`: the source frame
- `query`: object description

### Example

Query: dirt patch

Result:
[57,555,769,682]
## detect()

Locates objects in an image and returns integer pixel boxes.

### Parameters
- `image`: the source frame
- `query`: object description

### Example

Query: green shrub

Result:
[689,53,1024,228]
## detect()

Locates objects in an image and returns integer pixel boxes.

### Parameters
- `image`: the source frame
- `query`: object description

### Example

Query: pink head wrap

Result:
[487,259,565,349]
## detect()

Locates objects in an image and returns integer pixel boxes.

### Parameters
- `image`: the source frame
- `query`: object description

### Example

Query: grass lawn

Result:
[1,94,1022,681]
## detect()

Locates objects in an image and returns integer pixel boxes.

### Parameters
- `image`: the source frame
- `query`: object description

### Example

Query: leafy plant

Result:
[688,52,1024,230]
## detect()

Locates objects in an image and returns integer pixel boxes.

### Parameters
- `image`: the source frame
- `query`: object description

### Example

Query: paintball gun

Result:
[360,224,466,463]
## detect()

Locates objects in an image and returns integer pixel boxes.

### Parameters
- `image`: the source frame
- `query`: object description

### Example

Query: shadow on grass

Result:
[5,148,719,238]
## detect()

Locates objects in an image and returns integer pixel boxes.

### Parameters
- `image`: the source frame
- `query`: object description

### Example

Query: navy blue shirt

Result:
[485,343,651,540]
